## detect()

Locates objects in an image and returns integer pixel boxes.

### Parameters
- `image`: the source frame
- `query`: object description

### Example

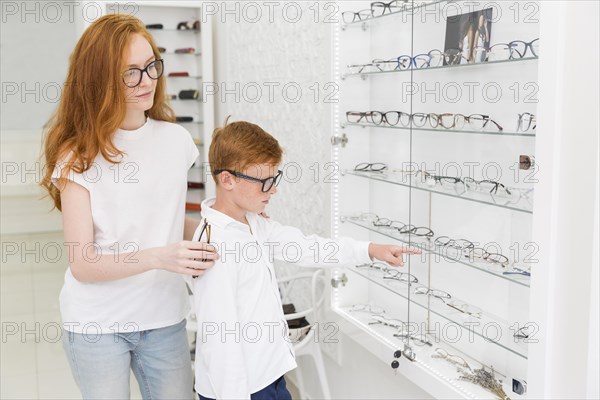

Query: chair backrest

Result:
[277,269,327,324]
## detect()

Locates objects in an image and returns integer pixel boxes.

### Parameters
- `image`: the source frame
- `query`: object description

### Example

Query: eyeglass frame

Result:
[370,0,408,16]
[213,169,283,192]
[432,347,472,369]
[341,9,374,24]
[122,59,164,88]
[348,304,386,315]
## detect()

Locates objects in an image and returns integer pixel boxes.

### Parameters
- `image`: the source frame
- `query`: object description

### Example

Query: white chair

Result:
[277,269,331,400]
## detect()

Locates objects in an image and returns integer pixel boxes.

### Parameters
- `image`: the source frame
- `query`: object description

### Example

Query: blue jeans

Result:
[199,376,292,400]
[62,319,193,399]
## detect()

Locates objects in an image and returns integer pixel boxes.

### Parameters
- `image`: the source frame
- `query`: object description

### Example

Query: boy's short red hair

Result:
[209,118,283,184]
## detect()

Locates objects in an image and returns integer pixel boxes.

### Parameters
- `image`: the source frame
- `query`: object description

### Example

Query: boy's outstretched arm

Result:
[265,219,421,268]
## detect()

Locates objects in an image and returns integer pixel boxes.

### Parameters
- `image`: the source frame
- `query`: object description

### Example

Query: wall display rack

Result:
[332,1,539,398]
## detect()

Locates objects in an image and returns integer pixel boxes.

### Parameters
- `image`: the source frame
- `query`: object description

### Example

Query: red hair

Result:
[40,14,175,211]
[209,118,283,184]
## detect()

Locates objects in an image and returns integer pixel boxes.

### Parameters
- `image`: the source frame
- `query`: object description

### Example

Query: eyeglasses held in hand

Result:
[213,169,283,192]
[354,162,388,173]
[122,59,164,88]
[193,218,211,278]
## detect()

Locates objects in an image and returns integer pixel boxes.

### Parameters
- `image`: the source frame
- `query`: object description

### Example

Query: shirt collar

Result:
[200,197,257,232]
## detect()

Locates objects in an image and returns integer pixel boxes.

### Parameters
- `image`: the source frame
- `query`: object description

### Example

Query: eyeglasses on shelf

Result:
[431,347,472,370]
[345,110,503,132]
[370,0,409,17]
[341,9,374,24]
[372,217,434,238]
[354,162,388,173]
[348,304,386,315]
[517,112,536,132]
[356,262,419,284]
[393,331,433,347]
[368,314,406,330]
[414,285,482,319]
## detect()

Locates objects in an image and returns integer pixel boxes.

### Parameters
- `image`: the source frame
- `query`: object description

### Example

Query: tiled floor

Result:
[0,232,299,400]
[1,232,154,399]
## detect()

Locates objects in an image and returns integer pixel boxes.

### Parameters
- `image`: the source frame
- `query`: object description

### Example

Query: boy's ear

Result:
[218,171,234,190]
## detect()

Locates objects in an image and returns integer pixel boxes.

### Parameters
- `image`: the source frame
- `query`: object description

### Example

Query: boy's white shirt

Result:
[190,197,372,399]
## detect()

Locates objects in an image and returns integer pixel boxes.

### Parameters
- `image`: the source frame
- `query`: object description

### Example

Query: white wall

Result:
[1,3,75,234]
[1,2,76,131]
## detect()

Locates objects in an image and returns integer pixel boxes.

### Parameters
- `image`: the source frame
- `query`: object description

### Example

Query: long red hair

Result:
[40,14,175,211]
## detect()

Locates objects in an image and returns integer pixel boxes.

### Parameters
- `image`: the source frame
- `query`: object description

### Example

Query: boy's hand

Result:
[368,243,422,267]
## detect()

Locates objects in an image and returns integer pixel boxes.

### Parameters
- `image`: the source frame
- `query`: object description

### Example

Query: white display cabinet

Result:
[78,1,215,211]
[331,1,539,398]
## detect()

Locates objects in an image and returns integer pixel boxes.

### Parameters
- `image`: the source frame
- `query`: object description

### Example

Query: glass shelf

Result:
[342,0,451,27]
[343,122,535,138]
[344,170,534,214]
[334,306,515,399]
[342,217,531,288]
[342,57,538,79]
[346,265,530,359]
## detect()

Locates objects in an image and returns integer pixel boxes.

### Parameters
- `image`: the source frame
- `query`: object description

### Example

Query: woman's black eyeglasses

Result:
[214,169,283,192]
[122,59,164,88]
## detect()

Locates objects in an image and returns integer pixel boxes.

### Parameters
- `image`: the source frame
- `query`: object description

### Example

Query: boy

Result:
[191,120,420,399]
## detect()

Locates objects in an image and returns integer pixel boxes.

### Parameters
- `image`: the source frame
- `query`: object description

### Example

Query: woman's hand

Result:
[148,241,218,276]
[368,243,422,267]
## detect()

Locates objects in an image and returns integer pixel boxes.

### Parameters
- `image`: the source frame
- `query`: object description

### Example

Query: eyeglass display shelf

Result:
[342,0,460,27]
[342,217,531,288]
[334,305,523,400]
[342,56,538,79]
[343,170,534,214]
[345,265,529,359]
[343,122,536,138]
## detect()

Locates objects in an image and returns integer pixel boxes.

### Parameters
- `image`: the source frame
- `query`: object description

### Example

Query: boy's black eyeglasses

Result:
[122,59,164,88]
[214,169,283,192]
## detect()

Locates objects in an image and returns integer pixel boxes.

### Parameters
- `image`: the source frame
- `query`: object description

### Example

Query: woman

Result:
[40,14,216,399]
